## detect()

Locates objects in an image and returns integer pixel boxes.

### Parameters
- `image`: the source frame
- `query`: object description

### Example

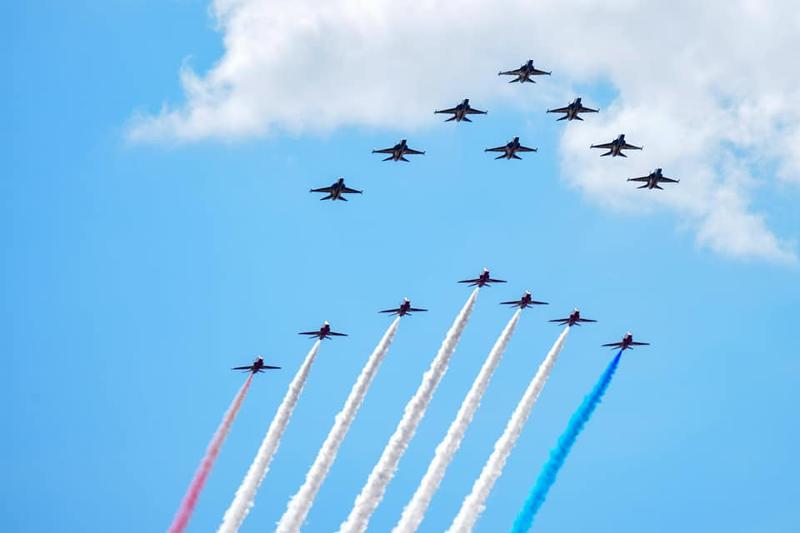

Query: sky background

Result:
[3,2,799,533]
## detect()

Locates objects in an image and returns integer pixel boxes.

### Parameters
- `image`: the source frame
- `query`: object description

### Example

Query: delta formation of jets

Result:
[309,58,680,200]
[235,268,650,376]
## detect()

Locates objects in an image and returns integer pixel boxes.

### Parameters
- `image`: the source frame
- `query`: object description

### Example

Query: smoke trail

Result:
[168,374,254,533]
[217,341,321,533]
[276,319,401,533]
[337,289,480,533]
[447,327,570,533]
[511,351,622,533]
[394,310,522,533]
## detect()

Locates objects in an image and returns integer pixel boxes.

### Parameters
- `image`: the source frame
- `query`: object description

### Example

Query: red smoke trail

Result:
[168,374,254,533]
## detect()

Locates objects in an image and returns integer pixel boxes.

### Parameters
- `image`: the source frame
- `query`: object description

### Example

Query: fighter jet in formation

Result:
[590,134,643,157]
[602,332,649,350]
[298,321,348,340]
[309,178,363,201]
[549,308,597,327]
[435,99,488,122]
[501,291,548,309]
[379,298,428,317]
[232,356,281,374]
[372,139,425,162]
[547,98,599,121]
[458,268,507,288]
[498,59,551,83]
[485,137,538,160]
[627,168,680,190]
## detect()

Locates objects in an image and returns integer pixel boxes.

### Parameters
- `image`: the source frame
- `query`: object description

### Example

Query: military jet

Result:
[549,308,597,327]
[498,59,551,83]
[372,139,425,162]
[232,356,281,374]
[434,99,488,122]
[500,291,548,309]
[546,98,599,121]
[590,134,643,157]
[379,298,428,317]
[627,168,680,190]
[298,321,348,340]
[602,332,649,351]
[458,268,507,288]
[485,137,538,160]
[309,178,363,201]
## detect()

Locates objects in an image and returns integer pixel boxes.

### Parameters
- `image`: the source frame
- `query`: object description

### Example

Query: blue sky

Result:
[3,2,799,533]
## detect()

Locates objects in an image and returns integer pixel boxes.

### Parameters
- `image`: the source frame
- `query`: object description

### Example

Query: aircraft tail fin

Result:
[445,116,457,122]
[618,152,627,158]
[601,150,613,157]
[511,154,522,160]
[400,156,409,162]
[463,116,472,122]
[637,184,649,189]
[382,156,394,162]
[320,194,333,200]
[557,115,568,121]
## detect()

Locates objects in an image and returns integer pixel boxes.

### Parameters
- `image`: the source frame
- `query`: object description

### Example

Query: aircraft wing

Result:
[458,278,481,285]
[435,107,459,114]
[530,299,548,305]
[372,148,395,154]
[379,308,401,314]
[298,331,320,336]
[578,318,597,323]
[232,365,254,370]
[498,69,523,76]
[547,106,570,113]
[658,177,679,183]
[622,142,643,150]
[263,364,281,369]
[329,331,348,337]
[310,186,334,193]
[408,307,428,312]
[579,105,599,113]
[548,317,570,323]
[602,342,623,347]
[485,146,507,152]
[630,341,650,346]
[488,278,507,284]
[342,187,363,194]
[530,67,551,76]
[500,300,522,306]
[404,148,425,155]
[464,107,487,114]
[591,142,615,149]
[517,145,537,152]
[627,176,651,182]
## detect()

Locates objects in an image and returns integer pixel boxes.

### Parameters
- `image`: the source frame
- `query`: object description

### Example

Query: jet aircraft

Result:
[298,321,348,340]
[485,137,538,160]
[379,298,428,316]
[434,99,487,122]
[458,268,507,287]
[372,139,425,162]
[549,308,597,327]
[627,168,680,190]
[232,356,281,374]
[590,134,643,157]
[309,178,363,201]
[500,291,548,308]
[546,98,599,121]
[602,332,649,350]
[498,59,551,83]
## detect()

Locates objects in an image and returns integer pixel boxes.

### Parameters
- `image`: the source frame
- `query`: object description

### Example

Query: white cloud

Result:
[128,0,799,263]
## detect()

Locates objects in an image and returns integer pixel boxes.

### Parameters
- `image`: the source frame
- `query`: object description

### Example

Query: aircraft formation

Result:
[310,59,681,199]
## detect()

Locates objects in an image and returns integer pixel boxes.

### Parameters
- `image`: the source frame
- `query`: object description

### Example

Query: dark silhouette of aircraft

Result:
[602,332,649,350]
[590,134,643,157]
[627,168,680,190]
[485,137,538,160]
[379,298,428,316]
[547,98,599,121]
[458,268,507,287]
[434,99,487,122]
[372,139,425,162]
[232,356,281,374]
[549,308,597,327]
[310,178,363,201]
[498,59,551,83]
[500,291,548,308]
[298,321,348,340]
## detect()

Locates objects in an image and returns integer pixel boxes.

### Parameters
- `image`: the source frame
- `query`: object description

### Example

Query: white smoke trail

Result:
[393,309,522,533]
[337,289,480,533]
[275,318,402,533]
[217,341,321,533]
[446,327,570,533]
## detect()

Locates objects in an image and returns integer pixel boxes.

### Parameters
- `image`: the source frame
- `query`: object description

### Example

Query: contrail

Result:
[276,319,401,533]
[511,351,623,533]
[446,327,570,533]
[168,374,254,533]
[394,309,522,533]
[338,289,480,533]
[217,341,321,533]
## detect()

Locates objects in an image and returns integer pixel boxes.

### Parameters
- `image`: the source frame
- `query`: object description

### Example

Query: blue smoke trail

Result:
[510,351,622,533]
